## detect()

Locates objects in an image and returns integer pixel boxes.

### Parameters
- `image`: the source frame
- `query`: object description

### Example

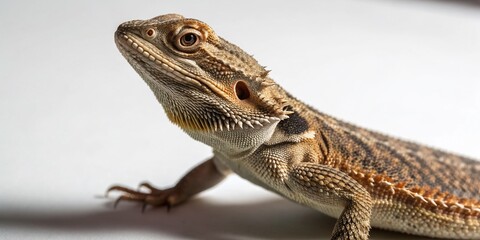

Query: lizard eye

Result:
[181,33,197,46]
[174,29,203,53]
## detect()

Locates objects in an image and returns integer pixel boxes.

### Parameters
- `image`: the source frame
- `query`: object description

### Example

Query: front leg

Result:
[288,163,373,240]
[107,157,229,209]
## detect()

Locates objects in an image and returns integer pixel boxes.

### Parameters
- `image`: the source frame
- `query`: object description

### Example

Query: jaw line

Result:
[115,31,231,100]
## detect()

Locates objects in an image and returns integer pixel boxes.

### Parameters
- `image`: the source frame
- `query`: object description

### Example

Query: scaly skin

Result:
[107,14,480,239]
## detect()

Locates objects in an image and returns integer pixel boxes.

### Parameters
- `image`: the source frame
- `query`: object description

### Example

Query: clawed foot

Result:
[106,182,177,212]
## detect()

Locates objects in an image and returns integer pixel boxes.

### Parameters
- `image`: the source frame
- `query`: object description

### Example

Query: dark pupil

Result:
[182,33,196,45]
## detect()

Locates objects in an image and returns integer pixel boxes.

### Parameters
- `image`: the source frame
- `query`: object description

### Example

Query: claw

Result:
[113,195,140,209]
[137,181,150,191]
[106,183,174,212]
[139,182,153,191]
[105,186,117,198]
[166,202,172,212]
[108,185,148,196]
[105,185,127,198]
[138,182,163,194]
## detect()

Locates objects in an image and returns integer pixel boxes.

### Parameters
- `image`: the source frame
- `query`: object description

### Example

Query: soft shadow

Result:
[396,0,480,7]
[425,0,480,7]
[0,197,433,240]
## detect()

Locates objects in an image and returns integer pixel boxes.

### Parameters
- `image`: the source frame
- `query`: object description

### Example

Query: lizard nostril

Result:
[146,28,156,38]
[234,81,250,100]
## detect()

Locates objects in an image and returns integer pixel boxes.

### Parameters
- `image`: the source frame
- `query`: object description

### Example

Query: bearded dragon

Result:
[108,14,480,239]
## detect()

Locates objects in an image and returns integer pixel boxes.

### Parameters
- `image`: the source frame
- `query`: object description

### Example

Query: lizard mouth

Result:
[115,31,230,100]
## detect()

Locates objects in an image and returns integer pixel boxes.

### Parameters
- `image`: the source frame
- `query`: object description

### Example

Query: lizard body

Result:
[109,14,480,239]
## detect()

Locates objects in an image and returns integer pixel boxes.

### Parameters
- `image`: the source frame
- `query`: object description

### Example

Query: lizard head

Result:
[115,14,290,136]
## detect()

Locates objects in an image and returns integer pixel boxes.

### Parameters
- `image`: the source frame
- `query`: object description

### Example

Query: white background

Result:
[1,0,479,239]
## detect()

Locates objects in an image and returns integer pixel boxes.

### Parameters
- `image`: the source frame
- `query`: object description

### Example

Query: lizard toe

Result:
[106,184,172,211]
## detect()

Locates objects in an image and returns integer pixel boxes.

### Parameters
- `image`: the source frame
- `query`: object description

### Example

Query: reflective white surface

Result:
[1,0,479,239]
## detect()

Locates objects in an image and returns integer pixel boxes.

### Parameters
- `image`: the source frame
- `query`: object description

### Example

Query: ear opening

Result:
[234,81,251,100]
